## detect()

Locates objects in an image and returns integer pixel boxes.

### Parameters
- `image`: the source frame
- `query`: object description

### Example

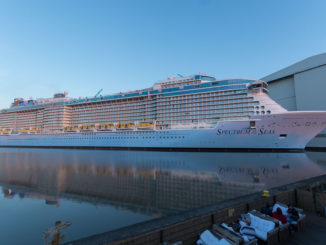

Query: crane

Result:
[94,89,103,98]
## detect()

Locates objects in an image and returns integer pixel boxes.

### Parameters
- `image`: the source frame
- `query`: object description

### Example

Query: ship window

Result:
[267,110,271,114]
[279,134,287,138]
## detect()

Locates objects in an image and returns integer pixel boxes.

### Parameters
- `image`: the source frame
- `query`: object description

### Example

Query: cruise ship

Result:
[0,74,325,151]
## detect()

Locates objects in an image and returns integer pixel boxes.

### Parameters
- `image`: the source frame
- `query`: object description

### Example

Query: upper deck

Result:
[2,74,260,113]
[62,78,255,106]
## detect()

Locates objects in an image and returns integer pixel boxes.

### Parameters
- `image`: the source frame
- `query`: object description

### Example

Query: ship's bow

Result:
[262,111,326,149]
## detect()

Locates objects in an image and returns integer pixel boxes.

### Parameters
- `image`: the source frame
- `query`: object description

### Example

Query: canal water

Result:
[0,148,325,244]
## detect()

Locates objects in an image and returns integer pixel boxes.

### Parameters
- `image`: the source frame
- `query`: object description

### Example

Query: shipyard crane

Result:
[94,89,103,98]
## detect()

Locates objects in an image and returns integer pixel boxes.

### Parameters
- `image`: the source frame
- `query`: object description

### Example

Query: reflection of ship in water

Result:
[0,149,324,215]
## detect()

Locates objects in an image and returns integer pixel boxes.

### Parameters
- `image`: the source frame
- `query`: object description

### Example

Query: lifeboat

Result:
[115,123,135,130]
[137,122,154,130]
[80,125,95,131]
[96,124,114,131]
[64,126,79,132]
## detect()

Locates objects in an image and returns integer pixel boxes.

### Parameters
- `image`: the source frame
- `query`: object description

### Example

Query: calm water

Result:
[0,149,325,244]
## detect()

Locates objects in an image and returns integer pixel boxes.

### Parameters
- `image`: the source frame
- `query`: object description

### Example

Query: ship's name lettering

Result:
[216,129,275,135]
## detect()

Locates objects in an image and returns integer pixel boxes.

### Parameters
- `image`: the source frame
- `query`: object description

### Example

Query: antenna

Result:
[94,89,103,98]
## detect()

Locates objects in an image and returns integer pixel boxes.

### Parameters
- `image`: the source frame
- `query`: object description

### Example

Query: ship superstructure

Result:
[0,74,285,132]
[0,74,325,150]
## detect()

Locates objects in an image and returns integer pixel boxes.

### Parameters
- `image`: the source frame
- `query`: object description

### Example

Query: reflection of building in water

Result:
[0,149,324,215]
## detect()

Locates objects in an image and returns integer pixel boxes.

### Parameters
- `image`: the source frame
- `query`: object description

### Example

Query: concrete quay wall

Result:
[66,174,326,245]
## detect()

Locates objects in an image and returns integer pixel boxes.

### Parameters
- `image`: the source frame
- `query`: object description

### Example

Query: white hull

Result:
[0,111,326,151]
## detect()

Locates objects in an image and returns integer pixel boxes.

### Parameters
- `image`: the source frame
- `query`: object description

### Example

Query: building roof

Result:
[261,53,326,82]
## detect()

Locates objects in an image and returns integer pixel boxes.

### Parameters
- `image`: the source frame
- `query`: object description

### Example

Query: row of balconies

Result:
[157,104,254,112]
[157,111,250,120]
[156,97,252,107]
[158,94,246,103]
[71,104,156,112]
[156,115,250,123]
[70,100,152,109]
[157,89,247,100]
[46,106,253,123]
[157,102,253,111]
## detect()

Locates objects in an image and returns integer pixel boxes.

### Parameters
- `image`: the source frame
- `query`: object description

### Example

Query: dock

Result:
[65,174,326,245]
[284,212,326,245]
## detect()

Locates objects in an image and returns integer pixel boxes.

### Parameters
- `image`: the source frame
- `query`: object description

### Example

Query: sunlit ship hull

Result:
[0,111,325,151]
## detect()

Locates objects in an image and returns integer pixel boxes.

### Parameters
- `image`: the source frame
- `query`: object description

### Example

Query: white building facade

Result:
[262,53,326,149]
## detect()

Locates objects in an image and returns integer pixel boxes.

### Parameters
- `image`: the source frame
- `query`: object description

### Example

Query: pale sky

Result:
[0,0,326,108]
